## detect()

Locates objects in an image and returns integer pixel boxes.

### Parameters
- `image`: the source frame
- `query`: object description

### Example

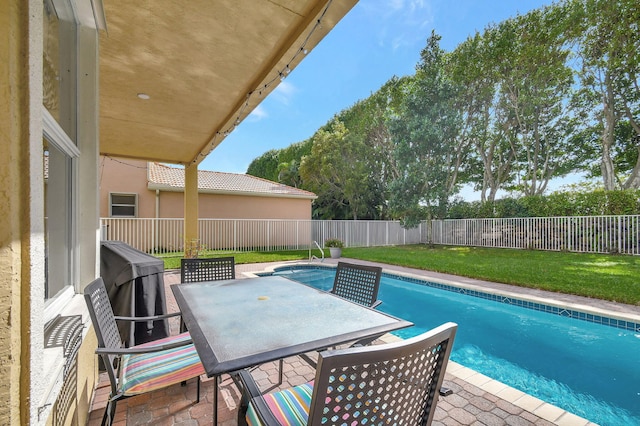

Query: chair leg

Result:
[102,399,116,426]
[300,352,318,368]
[196,376,201,402]
[235,372,251,426]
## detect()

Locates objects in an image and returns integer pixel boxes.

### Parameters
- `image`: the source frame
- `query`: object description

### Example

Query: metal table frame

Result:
[172,275,413,424]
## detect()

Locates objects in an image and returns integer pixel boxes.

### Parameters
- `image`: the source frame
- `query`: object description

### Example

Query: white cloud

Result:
[362,0,433,51]
[247,104,268,121]
[271,80,296,105]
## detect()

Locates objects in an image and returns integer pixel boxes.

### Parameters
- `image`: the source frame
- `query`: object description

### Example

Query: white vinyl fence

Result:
[431,215,640,255]
[101,215,640,256]
[100,218,429,255]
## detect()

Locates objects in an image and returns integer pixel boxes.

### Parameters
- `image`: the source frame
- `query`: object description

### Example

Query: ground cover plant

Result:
[158,245,640,306]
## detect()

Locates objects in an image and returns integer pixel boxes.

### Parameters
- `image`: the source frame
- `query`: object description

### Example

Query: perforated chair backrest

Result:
[309,322,457,426]
[331,262,382,307]
[181,257,235,283]
[84,277,124,394]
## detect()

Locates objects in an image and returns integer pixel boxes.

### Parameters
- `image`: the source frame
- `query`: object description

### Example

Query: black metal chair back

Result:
[310,322,457,425]
[239,322,457,426]
[331,261,382,307]
[181,256,235,283]
[84,277,123,396]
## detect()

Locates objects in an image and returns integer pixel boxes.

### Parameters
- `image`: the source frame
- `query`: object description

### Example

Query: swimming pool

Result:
[265,265,640,426]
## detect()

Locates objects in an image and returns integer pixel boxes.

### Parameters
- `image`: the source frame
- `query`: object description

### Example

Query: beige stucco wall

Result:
[44,328,98,426]
[99,157,313,220]
[99,157,156,218]
[160,191,312,219]
[1,0,44,423]
[1,2,101,423]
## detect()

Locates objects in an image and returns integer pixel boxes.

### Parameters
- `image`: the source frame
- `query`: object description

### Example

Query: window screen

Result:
[110,193,137,217]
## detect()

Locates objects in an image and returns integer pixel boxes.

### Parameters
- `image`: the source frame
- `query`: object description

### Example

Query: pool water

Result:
[270,267,640,426]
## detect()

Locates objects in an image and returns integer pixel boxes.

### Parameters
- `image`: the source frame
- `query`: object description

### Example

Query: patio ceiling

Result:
[99,0,357,166]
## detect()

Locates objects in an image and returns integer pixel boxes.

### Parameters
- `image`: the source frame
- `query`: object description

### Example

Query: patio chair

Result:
[300,262,384,368]
[179,256,236,332]
[84,277,205,426]
[236,322,458,426]
[180,256,235,283]
[331,261,382,308]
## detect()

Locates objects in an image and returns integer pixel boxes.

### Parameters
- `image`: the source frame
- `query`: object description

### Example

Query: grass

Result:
[157,245,640,306]
[343,245,640,306]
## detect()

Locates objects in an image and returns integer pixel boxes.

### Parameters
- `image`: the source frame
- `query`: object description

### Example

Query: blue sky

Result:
[200,0,553,181]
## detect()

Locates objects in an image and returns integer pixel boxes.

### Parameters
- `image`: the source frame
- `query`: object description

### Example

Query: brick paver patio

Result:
[86,259,617,425]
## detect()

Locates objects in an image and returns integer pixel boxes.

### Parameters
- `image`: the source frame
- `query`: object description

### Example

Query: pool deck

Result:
[87,257,640,425]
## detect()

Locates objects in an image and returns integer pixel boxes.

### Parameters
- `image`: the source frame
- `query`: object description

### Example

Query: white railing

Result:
[101,215,640,256]
[431,215,640,255]
[100,218,428,255]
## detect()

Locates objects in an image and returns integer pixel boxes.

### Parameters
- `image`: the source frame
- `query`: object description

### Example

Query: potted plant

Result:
[324,238,344,259]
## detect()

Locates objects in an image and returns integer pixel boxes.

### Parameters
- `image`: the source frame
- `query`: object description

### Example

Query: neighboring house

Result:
[100,157,316,220]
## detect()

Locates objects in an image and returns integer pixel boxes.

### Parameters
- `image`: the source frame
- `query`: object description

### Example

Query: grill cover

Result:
[100,241,169,346]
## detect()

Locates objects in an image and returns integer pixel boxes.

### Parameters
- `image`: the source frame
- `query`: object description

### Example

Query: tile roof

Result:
[147,162,316,199]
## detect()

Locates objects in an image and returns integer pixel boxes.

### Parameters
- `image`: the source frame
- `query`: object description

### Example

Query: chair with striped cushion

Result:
[84,277,205,426]
[237,322,458,426]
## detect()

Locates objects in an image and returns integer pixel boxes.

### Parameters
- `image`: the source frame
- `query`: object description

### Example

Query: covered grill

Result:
[100,241,169,346]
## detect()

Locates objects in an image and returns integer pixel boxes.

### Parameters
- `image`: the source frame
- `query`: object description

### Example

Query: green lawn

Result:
[344,245,640,306]
[159,245,640,306]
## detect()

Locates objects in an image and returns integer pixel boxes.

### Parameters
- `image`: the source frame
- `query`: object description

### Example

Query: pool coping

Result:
[243,260,635,426]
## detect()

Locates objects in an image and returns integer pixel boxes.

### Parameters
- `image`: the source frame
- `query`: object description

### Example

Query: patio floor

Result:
[85,258,629,426]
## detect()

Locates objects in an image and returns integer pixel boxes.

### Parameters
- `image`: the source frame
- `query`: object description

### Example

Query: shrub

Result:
[324,238,344,248]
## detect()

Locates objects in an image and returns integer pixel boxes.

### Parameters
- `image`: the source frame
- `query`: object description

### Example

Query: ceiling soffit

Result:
[99,0,358,166]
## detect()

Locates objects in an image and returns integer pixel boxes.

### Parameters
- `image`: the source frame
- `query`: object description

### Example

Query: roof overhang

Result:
[99,0,358,166]
[148,182,318,200]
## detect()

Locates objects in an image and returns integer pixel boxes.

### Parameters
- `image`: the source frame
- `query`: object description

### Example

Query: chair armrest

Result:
[96,336,193,355]
[114,311,182,322]
[236,370,283,426]
[371,300,382,309]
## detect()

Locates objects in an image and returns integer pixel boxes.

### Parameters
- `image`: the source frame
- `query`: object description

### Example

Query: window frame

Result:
[109,192,138,217]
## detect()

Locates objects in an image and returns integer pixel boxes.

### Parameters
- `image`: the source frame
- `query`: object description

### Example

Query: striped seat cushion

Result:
[120,332,205,395]
[246,381,314,426]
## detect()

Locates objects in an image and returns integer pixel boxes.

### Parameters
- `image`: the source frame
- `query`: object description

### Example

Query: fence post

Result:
[618,216,621,254]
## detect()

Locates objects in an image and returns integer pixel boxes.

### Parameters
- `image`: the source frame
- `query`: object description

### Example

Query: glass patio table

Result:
[171,275,413,424]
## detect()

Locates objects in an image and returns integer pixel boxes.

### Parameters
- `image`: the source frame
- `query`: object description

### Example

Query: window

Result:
[44,144,75,301]
[43,0,79,306]
[110,193,138,217]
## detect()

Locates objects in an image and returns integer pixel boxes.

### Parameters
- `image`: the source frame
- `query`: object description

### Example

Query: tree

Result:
[246,149,280,181]
[571,0,640,189]
[299,119,381,220]
[448,31,517,202]
[492,6,583,196]
[388,32,464,226]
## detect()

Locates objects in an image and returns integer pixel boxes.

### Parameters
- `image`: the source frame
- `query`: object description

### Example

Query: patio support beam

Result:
[184,164,199,257]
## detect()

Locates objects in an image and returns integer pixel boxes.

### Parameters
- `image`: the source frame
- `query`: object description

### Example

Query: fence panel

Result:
[101,216,639,256]
[431,215,640,255]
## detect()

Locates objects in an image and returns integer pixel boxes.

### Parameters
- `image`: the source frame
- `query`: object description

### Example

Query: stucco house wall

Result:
[99,157,157,218]
[99,157,316,220]
[158,191,312,219]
